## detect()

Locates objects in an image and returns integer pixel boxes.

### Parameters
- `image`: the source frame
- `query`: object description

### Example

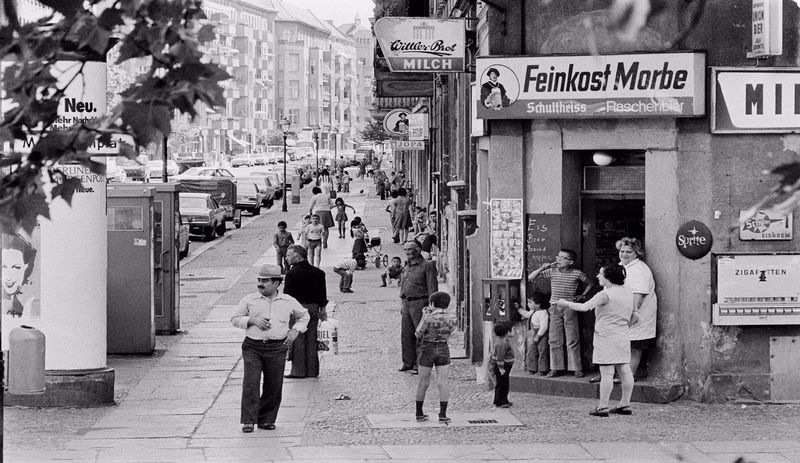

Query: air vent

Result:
[467,419,499,424]
[584,166,645,192]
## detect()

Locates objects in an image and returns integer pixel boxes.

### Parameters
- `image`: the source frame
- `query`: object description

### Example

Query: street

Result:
[5,172,800,463]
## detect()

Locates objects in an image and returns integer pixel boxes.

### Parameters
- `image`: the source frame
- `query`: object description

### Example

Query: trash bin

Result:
[8,325,46,395]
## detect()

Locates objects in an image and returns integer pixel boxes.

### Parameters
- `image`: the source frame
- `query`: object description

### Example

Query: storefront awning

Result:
[229,135,250,147]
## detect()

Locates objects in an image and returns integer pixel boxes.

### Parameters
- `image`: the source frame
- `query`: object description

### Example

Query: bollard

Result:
[291,176,301,204]
[8,325,46,395]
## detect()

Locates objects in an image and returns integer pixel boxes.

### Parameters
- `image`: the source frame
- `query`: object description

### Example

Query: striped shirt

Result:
[333,258,358,273]
[541,268,590,304]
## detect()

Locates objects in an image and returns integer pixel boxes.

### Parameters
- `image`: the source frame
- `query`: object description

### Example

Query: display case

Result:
[712,253,800,326]
[482,278,521,322]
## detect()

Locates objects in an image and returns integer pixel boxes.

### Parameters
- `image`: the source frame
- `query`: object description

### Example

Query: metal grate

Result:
[467,419,499,424]
[583,166,645,192]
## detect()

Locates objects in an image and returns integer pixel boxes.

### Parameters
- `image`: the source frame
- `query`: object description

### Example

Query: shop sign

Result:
[490,199,524,278]
[711,68,800,133]
[739,210,793,240]
[475,52,706,120]
[391,140,425,151]
[407,113,428,141]
[383,108,410,135]
[750,0,782,57]
[675,220,713,260]
[374,18,465,73]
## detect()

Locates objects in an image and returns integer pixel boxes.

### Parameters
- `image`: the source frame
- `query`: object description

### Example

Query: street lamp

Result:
[279,117,291,212]
[310,125,321,185]
[332,127,340,172]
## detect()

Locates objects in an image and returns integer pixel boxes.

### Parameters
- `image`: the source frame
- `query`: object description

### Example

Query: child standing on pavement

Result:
[414,291,458,423]
[341,171,351,193]
[273,221,295,274]
[350,217,368,261]
[306,214,325,267]
[517,292,550,375]
[298,215,311,249]
[334,197,356,239]
[491,322,515,408]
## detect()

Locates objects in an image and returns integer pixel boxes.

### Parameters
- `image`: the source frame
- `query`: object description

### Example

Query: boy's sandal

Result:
[589,406,609,417]
[610,405,633,415]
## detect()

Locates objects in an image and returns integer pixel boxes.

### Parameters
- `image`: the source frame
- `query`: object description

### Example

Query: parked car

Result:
[179,192,227,239]
[236,181,266,215]
[147,160,180,180]
[231,153,269,167]
[176,167,236,181]
[178,178,239,226]
[247,170,283,200]
[178,218,190,259]
[229,168,278,208]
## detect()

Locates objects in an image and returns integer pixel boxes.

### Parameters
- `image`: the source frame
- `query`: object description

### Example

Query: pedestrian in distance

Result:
[558,265,636,417]
[517,292,550,375]
[284,245,328,379]
[414,291,457,423]
[231,264,309,433]
[341,170,351,193]
[273,221,294,274]
[332,254,365,293]
[333,197,356,239]
[380,256,403,287]
[398,239,438,375]
[491,322,515,408]
[305,214,325,267]
[527,249,594,378]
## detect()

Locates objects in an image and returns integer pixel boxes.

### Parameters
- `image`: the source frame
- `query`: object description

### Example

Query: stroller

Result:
[364,227,389,268]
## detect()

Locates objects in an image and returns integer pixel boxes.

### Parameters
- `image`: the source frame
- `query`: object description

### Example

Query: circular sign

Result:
[383,108,410,136]
[675,220,713,260]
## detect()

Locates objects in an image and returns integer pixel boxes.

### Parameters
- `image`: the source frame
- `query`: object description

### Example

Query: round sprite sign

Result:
[675,220,713,260]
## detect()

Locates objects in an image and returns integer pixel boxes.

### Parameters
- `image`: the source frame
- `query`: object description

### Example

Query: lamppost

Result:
[280,117,291,212]
[332,127,340,172]
[311,125,321,185]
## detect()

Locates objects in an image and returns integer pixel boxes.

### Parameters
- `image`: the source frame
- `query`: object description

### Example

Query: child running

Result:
[414,291,458,423]
[333,197,356,239]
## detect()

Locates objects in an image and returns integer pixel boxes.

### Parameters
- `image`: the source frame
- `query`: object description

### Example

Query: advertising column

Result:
[3,60,112,405]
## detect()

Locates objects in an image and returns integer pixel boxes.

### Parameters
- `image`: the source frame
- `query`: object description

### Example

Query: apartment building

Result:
[339,15,375,139]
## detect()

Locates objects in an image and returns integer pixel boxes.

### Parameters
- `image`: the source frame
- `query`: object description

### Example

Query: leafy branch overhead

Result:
[0,0,229,235]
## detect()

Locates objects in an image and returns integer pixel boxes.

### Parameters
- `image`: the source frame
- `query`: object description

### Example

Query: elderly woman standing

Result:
[559,265,635,417]
[616,237,657,380]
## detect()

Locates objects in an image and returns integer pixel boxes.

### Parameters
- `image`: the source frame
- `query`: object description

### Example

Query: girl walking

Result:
[333,197,356,239]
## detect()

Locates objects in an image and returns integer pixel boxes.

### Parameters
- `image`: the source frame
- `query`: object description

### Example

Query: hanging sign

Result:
[675,220,713,260]
[391,140,425,151]
[383,108,410,135]
[739,210,793,240]
[475,52,706,119]
[407,113,428,141]
[750,0,782,58]
[711,68,800,134]
[374,18,465,73]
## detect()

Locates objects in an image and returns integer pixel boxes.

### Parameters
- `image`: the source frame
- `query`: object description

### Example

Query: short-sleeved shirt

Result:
[333,258,358,273]
[274,231,294,248]
[306,223,325,241]
[623,259,657,340]
[541,268,590,304]
[231,292,309,340]
[415,308,457,343]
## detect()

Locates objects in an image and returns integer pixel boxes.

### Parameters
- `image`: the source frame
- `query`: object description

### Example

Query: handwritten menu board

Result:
[490,199,524,278]
[526,214,561,292]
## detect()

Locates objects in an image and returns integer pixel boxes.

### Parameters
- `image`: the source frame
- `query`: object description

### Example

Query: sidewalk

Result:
[5,172,800,462]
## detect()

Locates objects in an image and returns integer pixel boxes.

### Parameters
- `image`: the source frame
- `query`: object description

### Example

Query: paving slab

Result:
[94,447,206,462]
[203,445,293,461]
[692,440,800,454]
[701,454,794,463]
[65,437,190,450]
[3,450,99,462]
[204,305,240,322]
[81,420,201,439]
[162,342,242,357]
[113,398,211,415]
[382,444,500,460]
[365,411,523,429]
[188,435,302,448]
[581,442,703,460]
[288,445,390,460]
[493,443,594,460]
[192,419,304,438]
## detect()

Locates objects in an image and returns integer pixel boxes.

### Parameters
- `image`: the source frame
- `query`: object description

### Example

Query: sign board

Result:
[475,52,706,119]
[525,214,561,287]
[750,0,782,57]
[407,113,428,140]
[383,108,410,135]
[713,253,800,325]
[391,140,425,151]
[374,18,465,73]
[470,83,486,137]
[490,199,524,278]
[711,68,800,134]
[675,220,713,260]
[739,210,793,240]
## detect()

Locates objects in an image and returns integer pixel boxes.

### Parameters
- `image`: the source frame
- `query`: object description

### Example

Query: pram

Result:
[364,227,389,268]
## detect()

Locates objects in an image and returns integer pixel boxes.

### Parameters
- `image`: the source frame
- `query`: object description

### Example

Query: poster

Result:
[1,226,42,321]
[489,199,524,278]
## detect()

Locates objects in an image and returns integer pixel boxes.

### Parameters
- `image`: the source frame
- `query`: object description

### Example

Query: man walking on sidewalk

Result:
[231,264,309,433]
[398,240,438,374]
[284,245,328,378]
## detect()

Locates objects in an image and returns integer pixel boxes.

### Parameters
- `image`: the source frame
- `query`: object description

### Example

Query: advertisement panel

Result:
[374,18,465,73]
[475,52,706,119]
[407,113,428,140]
[490,199,524,278]
[712,68,800,133]
[739,210,793,240]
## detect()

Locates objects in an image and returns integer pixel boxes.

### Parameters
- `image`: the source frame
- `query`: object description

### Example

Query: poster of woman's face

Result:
[2,227,41,319]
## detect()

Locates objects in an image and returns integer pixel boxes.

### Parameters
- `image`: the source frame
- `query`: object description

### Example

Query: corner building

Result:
[374,0,800,402]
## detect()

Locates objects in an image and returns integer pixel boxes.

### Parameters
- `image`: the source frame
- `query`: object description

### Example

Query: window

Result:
[277,82,283,98]
[288,54,299,72]
[288,109,299,125]
[309,85,317,100]
[289,81,299,99]
[277,55,283,71]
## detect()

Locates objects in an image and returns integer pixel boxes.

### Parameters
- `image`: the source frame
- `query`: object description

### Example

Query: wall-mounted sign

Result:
[374,18,465,73]
[675,220,713,260]
[407,113,428,141]
[475,52,706,119]
[749,0,782,58]
[490,199,524,278]
[470,83,486,137]
[712,253,800,326]
[383,108,410,135]
[391,140,425,151]
[711,68,800,134]
[739,210,793,240]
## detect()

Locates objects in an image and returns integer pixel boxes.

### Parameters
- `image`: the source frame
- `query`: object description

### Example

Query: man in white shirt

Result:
[231,264,309,433]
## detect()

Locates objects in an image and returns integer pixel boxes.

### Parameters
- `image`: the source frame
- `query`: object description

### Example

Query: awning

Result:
[229,135,250,147]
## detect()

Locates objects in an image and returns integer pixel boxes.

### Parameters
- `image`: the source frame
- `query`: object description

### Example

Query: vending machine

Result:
[482,278,521,322]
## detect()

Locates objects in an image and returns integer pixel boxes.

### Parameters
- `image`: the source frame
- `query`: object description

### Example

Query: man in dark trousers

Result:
[398,239,438,374]
[283,244,328,378]
[231,264,309,433]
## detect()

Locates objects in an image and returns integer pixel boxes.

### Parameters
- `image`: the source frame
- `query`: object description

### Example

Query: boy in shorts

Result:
[414,291,457,423]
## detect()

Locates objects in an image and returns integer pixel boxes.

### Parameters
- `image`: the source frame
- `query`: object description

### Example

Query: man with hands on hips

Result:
[231,264,309,434]
[527,249,593,378]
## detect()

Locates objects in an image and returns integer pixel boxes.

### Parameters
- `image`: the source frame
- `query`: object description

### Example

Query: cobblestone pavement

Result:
[5,168,800,462]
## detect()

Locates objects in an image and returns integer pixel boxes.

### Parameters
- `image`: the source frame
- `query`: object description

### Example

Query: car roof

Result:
[179,192,212,199]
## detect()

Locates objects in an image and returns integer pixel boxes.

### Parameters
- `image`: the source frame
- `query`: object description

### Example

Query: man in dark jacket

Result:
[284,245,328,378]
